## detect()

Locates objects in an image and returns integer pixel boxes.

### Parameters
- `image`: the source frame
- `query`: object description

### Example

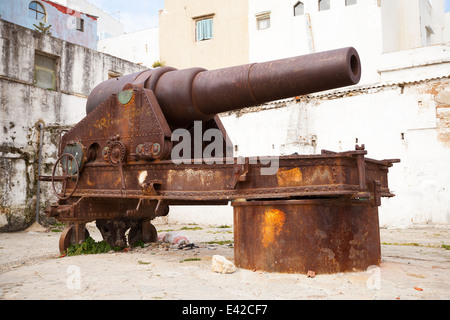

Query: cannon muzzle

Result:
[86,47,361,127]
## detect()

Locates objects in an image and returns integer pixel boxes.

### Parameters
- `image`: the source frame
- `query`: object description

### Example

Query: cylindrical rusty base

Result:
[233,199,381,274]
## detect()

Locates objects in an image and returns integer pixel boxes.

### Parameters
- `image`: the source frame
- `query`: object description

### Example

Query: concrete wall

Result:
[0,0,98,50]
[98,27,159,68]
[0,20,147,231]
[445,12,450,42]
[159,0,249,69]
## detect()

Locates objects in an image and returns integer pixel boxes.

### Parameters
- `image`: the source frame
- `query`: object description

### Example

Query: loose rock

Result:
[211,255,236,274]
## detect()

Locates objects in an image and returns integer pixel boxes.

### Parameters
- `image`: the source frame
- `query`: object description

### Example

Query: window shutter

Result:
[196,18,213,41]
[197,20,203,41]
[204,18,213,40]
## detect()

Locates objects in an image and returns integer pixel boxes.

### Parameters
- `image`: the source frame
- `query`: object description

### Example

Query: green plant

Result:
[33,22,52,35]
[207,240,233,245]
[132,239,145,248]
[66,237,122,256]
[180,226,203,231]
[152,60,166,68]
[180,258,201,263]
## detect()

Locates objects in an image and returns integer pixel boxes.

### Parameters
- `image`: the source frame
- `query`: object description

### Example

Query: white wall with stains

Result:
[0,20,146,231]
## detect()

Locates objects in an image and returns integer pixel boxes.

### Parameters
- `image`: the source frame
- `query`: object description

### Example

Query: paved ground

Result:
[0,223,449,300]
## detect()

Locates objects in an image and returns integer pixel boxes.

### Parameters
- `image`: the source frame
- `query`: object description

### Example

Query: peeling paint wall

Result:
[0,20,147,231]
[50,0,125,40]
[0,0,98,50]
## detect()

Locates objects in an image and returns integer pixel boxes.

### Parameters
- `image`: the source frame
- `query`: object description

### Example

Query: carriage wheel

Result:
[52,153,80,200]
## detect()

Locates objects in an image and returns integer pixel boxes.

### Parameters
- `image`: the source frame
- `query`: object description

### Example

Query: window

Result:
[294,2,305,16]
[319,0,330,11]
[345,0,357,5]
[195,17,213,41]
[34,52,58,90]
[76,18,84,32]
[28,1,46,22]
[256,11,271,30]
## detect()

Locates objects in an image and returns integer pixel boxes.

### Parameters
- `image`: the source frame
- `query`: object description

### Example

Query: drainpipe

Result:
[35,122,45,224]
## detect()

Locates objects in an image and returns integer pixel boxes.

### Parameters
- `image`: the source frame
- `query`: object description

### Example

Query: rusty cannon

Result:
[39,47,399,274]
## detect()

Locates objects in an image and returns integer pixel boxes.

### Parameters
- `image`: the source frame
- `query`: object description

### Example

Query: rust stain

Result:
[437,106,450,148]
[277,168,303,187]
[94,117,108,130]
[262,209,286,248]
[310,166,332,184]
[167,169,224,189]
[86,176,94,187]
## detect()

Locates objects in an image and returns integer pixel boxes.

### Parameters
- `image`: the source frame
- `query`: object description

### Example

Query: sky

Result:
[88,0,450,33]
[87,0,165,33]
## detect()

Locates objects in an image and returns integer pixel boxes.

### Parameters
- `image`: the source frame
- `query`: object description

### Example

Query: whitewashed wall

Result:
[98,27,159,68]
[0,20,146,231]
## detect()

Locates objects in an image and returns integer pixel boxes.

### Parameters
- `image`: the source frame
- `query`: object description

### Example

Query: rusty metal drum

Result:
[233,199,381,274]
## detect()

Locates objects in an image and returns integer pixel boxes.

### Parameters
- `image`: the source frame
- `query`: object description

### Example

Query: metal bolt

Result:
[151,143,161,156]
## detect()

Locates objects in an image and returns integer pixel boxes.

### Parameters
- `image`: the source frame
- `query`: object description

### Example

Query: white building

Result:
[48,1,160,74]
[51,0,125,40]
[249,0,449,84]
[98,27,160,68]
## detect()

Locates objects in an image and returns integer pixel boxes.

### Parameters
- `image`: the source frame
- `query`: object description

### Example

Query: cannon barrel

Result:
[86,47,361,127]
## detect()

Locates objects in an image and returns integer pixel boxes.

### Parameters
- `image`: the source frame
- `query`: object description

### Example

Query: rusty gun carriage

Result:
[40,47,399,274]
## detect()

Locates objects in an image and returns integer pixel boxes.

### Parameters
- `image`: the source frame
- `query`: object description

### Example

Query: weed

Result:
[66,237,122,256]
[132,240,145,248]
[180,226,203,231]
[180,258,201,263]
[207,240,233,246]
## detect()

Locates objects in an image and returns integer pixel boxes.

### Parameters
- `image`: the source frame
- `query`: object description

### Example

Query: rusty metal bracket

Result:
[155,199,169,217]
[355,144,367,195]
[370,180,382,207]
[126,198,168,219]
[227,157,249,189]
[141,180,163,196]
